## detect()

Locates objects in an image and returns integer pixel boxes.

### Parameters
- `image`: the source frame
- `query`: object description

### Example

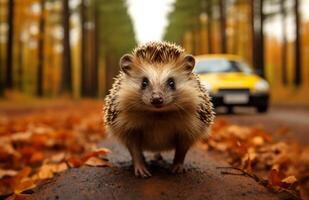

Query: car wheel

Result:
[257,105,268,113]
[227,106,234,114]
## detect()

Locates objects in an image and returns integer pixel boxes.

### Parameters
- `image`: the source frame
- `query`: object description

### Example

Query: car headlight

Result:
[201,81,212,92]
[255,80,269,92]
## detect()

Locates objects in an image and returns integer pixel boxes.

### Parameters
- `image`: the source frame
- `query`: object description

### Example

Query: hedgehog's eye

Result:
[167,77,176,90]
[141,77,149,89]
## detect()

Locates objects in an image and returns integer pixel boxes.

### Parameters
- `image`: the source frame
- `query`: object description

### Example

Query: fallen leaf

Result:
[251,136,264,146]
[84,157,111,167]
[49,152,66,163]
[52,162,68,173]
[30,152,44,164]
[0,177,15,196]
[0,169,18,178]
[14,179,36,194]
[281,176,297,184]
[6,193,33,200]
[280,176,298,188]
[68,148,110,167]
[13,167,32,187]
[82,148,111,161]
[34,164,54,180]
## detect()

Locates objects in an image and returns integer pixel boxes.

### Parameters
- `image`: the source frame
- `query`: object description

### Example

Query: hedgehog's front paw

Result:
[171,163,186,174]
[134,163,151,178]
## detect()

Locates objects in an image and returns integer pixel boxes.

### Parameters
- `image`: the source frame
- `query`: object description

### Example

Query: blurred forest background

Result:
[0,0,308,104]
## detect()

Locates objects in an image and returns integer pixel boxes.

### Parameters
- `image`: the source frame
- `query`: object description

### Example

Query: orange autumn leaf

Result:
[268,169,285,187]
[6,194,33,200]
[280,176,298,189]
[18,147,36,162]
[81,148,110,162]
[0,169,18,179]
[34,164,56,180]
[14,179,36,194]
[30,163,68,182]
[13,167,32,186]
[11,167,36,194]
[0,177,15,196]
[30,134,50,148]
[30,152,44,164]
[0,101,110,198]
[49,152,66,163]
[242,154,253,174]
[68,148,110,167]
[84,157,112,167]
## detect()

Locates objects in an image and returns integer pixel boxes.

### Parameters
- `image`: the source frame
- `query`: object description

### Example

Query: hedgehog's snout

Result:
[150,92,164,108]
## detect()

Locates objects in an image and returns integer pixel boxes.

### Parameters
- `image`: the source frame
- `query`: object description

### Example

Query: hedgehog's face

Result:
[138,68,177,109]
[119,54,197,112]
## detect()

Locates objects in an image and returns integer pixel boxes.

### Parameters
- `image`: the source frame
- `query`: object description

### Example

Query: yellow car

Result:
[194,54,270,113]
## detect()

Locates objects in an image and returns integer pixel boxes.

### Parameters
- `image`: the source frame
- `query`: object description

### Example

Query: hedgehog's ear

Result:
[183,54,195,74]
[120,54,133,75]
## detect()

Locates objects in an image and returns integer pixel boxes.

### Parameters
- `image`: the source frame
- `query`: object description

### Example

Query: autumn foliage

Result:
[0,101,308,199]
[0,101,110,198]
[203,118,309,199]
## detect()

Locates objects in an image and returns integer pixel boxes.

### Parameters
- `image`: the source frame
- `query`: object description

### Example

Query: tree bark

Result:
[17,39,24,91]
[62,0,72,94]
[80,0,88,97]
[92,6,99,97]
[6,0,14,89]
[294,0,302,86]
[219,0,227,53]
[206,0,213,54]
[37,0,46,96]
[0,19,4,95]
[280,0,287,85]
[251,0,265,78]
[233,2,240,54]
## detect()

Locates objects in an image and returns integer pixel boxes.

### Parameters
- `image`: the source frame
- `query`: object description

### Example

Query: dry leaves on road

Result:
[1,101,308,200]
[202,118,309,199]
[0,101,110,198]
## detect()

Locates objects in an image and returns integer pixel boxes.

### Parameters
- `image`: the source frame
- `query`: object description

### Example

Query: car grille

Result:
[218,88,250,93]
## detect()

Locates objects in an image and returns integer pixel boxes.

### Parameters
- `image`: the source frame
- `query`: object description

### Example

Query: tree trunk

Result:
[219,0,227,53]
[80,0,88,97]
[251,0,265,78]
[206,0,213,54]
[233,2,240,54]
[280,0,287,85]
[6,0,14,89]
[37,0,46,96]
[17,39,24,91]
[0,25,4,95]
[92,6,99,97]
[294,0,302,86]
[250,0,255,66]
[62,0,72,94]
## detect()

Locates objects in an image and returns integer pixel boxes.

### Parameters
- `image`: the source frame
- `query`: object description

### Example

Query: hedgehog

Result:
[104,41,214,177]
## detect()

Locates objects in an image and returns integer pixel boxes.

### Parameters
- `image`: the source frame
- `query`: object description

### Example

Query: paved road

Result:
[216,106,309,145]
[29,138,284,200]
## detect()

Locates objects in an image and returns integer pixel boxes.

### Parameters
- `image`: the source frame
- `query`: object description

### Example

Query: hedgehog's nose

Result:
[151,93,164,107]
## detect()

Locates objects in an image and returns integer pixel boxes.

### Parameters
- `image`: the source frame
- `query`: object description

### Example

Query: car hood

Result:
[198,72,263,92]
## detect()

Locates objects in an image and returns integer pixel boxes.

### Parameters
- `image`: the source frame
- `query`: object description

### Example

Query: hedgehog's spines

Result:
[193,73,215,126]
[132,41,185,64]
[104,72,124,126]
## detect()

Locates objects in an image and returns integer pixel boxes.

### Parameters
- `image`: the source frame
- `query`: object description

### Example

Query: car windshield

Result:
[194,58,253,74]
